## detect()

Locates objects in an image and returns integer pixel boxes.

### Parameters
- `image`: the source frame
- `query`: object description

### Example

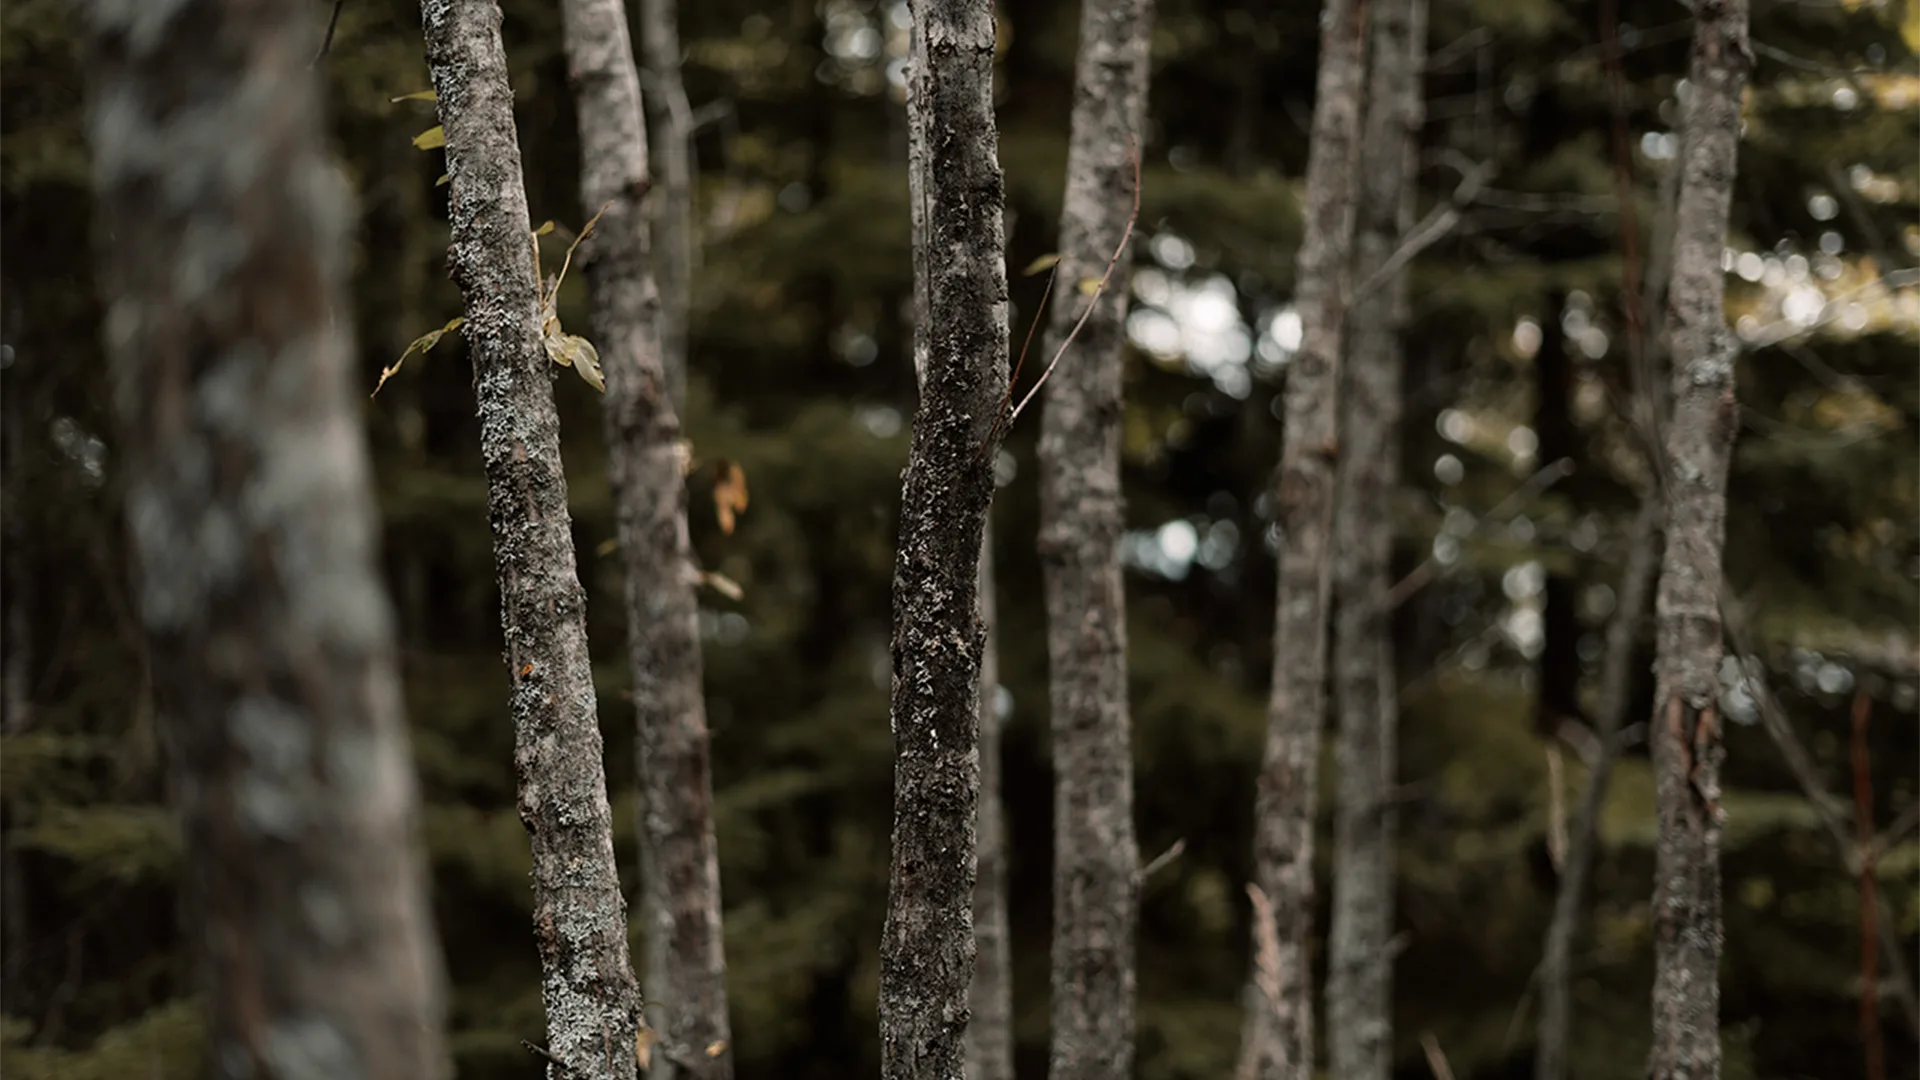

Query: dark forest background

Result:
[3,0,1916,1077]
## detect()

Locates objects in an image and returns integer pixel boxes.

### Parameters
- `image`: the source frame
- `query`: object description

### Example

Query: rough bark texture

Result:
[638,0,695,410]
[80,1,449,1075]
[421,3,641,1076]
[965,522,1014,1080]
[1239,0,1369,1076]
[1535,500,1660,1080]
[1649,2,1750,1077]
[1037,0,1153,1076]
[1326,0,1422,1075]
[882,2,1010,1077]
[559,1,732,1076]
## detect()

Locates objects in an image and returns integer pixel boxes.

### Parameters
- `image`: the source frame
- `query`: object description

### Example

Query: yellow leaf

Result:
[595,538,619,557]
[635,1026,656,1069]
[390,89,438,103]
[1076,276,1102,296]
[411,125,445,150]
[371,316,463,397]
[436,173,450,187]
[1022,253,1061,276]
[1904,0,1920,54]
[712,460,749,535]
[701,572,745,602]
[706,1040,727,1057]
[533,220,557,237]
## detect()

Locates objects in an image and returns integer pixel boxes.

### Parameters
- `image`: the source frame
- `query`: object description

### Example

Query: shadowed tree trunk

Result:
[966,523,1013,1080]
[559,1,732,1076]
[1326,0,1423,1075]
[1536,499,1660,1080]
[79,2,449,1075]
[882,1,1010,1076]
[1238,0,1369,1076]
[421,2,641,1076]
[638,0,695,411]
[1037,0,1153,1077]
[1649,1,1750,1077]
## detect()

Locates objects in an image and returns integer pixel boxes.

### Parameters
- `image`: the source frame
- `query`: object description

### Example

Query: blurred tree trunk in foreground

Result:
[560,0,733,1075]
[882,0,1010,1076]
[1239,0,1369,1075]
[80,1,449,1075]
[422,2,640,1076]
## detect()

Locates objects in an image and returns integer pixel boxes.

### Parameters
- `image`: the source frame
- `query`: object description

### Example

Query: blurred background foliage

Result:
[2,0,1916,1077]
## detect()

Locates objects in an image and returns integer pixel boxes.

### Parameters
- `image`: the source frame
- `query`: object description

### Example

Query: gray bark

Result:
[1535,500,1661,1080]
[1649,1,1750,1077]
[638,0,695,411]
[1037,0,1154,1077]
[559,1,732,1076]
[1326,0,1423,1074]
[965,522,1014,1080]
[1238,0,1370,1075]
[420,3,641,1076]
[882,2,1010,1077]
[79,1,449,1076]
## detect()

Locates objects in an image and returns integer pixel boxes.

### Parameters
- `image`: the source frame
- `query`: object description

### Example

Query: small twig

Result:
[309,0,345,69]
[521,1040,576,1077]
[1385,457,1574,611]
[1420,1032,1458,1080]
[1139,838,1187,882]
[1351,159,1493,302]
[1007,140,1142,426]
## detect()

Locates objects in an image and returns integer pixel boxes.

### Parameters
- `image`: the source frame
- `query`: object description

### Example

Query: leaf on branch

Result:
[371,316,464,398]
[411,125,445,150]
[701,572,745,601]
[390,89,438,103]
[435,173,450,187]
[1022,253,1061,276]
[544,327,604,392]
[533,220,557,237]
[635,1027,657,1069]
[1075,276,1103,296]
[713,460,749,534]
[706,1041,727,1058]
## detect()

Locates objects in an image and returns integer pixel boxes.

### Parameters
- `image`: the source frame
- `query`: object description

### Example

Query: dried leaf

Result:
[435,173,450,187]
[1076,276,1102,296]
[705,1041,727,1058]
[371,316,463,398]
[390,89,438,103]
[701,572,745,601]
[533,220,557,237]
[713,460,749,535]
[635,1026,656,1069]
[1022,252,1061,276]
[411,125,445,150]
[674,439,696,477]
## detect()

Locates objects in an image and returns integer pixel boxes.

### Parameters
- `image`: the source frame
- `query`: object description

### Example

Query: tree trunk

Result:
[1326,0,1423,1075]
[638,0,696,411]
[965,521,1014,1080]
[559,1,733,1076]
[882,1,1010,1077]
[1649,1,1750,1077]
[1238,0,1369,1076]
[1037,1,1153,1077]
[420,3,641,1076]
[80,3,449,1076]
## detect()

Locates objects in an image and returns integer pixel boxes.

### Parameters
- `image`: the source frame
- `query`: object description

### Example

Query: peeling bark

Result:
[638,0,695,411]
[1037,0,1154,1076]
[882,2,1010,1077]
[1239,0,1369,1075]
[1326,0,1422,1075]
[420,2,640,1076]
[1536,500,1660,1080]
[1648,1,1750,1077]
[80,1,449,1076]
[559,1,732,1076]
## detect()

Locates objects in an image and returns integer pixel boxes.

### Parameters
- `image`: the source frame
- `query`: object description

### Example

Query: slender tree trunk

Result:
[1326,0,1423,1075]
[1648,2,1750,1077]
[559,2,732,1076]
[79,2,449,1076]
[882,2,1010,1076]
[1535,500,1661,1080]
[421,3,641,1076]
[1038,1,1153,1077]
[638,0,695,411]
[965,521,1014,1080]
[1238,0,1369,1076]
